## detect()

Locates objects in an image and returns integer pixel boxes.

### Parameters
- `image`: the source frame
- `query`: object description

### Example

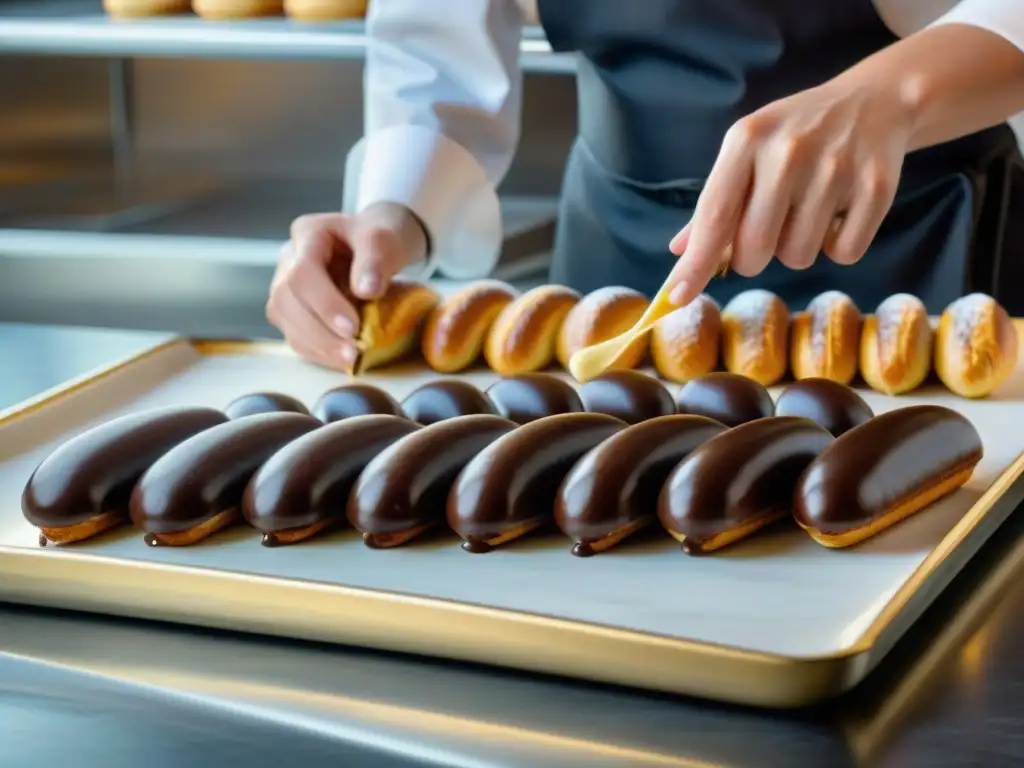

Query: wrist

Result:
[362,201,430,266]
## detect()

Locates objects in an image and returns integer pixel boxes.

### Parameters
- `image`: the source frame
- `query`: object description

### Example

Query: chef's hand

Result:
[267,203,428,370]
[664,78,913,306]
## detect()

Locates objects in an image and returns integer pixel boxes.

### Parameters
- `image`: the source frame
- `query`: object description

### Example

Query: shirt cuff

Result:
[343,124,504,281]
[929,0,1024,53]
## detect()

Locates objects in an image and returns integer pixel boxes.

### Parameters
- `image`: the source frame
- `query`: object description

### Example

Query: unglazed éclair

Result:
[934,293,1018,398]
[720,289,790,386]
[485,373,584,424]
[104,0,190,16]
[556,286,650,372]
[192,0,283,19]
[243,415,420,547]
[794,405,983,548]
[349,414,518,548]
[400,379,499,426]
[350,278,440,375]
[859,293,933,395]
[555,415,728,556]
[789,291,863,384]
[448,412,627,553]
[223,391,310,420]
[129,412,320,546]
[674,372,774,428]
[422,280,518,373]
[22,406,228,545]
[312,383,405,422]
[773,378,874,437]
[284,0,366,21]
[484,285,580,375]
[650,294,722,383]
[577,370,675,424]
[659,416,834,554]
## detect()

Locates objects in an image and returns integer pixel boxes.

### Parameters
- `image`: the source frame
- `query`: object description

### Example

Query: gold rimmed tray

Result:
[0,333,1022,708]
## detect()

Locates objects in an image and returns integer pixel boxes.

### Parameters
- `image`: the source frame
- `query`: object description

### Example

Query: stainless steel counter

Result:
[2,322,1024,767]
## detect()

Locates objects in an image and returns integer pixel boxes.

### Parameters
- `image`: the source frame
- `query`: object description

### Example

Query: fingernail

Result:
[669,281,689,306]
[334,315,354,336]
[339,345,355,364]
[357,274,381,297]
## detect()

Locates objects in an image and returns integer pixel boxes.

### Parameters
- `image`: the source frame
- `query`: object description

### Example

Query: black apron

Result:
[536,0,1024,314]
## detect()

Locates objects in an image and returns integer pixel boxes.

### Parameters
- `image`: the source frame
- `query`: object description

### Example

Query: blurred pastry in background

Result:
[285,0,367,21]
[105,0,191,16]
[193,0,284,19]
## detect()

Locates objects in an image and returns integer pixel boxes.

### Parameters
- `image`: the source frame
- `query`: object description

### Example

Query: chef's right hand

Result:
[267,203,429,370]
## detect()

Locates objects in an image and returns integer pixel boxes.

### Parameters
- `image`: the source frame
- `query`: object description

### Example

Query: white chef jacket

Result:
[342,0,1024,280]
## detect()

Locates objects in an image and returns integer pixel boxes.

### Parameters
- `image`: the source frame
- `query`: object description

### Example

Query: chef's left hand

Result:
[665,78,914,306]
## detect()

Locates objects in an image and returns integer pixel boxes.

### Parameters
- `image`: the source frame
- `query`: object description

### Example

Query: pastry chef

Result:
[266,0,1024,371]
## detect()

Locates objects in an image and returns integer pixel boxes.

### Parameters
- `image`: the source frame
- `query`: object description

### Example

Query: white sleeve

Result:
[342,0,526,280]
[874,1,1024,49]
[874,0,1024,143]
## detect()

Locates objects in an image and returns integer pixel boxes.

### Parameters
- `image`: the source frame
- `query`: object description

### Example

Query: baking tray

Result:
[0,334,1022,708]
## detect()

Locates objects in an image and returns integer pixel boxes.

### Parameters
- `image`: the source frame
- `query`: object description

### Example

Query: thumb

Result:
[348,223,413,301]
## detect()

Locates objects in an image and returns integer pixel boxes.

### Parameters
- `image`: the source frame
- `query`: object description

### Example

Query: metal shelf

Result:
[0,174,556,276]
[0,0,576,73]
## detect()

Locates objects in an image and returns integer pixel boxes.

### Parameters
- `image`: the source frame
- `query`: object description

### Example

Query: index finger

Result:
[288,221,361,336]
[665,128,755,306]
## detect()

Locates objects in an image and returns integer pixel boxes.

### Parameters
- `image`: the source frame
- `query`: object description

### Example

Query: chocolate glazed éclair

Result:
[243,415,421,546]
[22,405,229,546]
[130,412,321,546]
[348,414,518,548]
[312,383,405,422]
[401,379,498,425]
[555,415,728,557]
[578,370,675,424]
[448,412,627,553]
[485,373,584,424]
[224,392,310,420]
[773,378,874,437]
[794,404,983,548]
[674,372,774,428]
[659,416,835,554]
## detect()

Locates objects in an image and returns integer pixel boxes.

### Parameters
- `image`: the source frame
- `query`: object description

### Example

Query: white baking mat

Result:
[0,340,1020,659]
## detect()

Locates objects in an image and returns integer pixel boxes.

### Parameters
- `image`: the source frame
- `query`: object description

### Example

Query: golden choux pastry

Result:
[556,286,650,372]
[350,278,440,375]
[935,293,1018,398]
[192,0,283,19]
[720,289,790,386]
[284,0,366,20]
[104,0,190,15]
[484,284,580,375]
[421,280,518,373]
[789,291,863,384]
[859,293,932,395]
[650,294,721,383]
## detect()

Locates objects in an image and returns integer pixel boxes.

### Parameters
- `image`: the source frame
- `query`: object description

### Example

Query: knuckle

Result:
[773,135,804,169]
[289,214,317,239]
[818,151,847,185]
[729,115,767,149]
[860,163,894,198]
[736,227,775,258]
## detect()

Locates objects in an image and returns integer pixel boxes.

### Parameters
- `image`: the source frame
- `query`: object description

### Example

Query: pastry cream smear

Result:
[568,288,679,382]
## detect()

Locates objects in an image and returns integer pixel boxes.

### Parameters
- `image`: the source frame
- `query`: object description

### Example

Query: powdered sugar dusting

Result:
[948,293,993,345]
[656,294,719,344]
[724,289,778,336]
[580,285,646,309]
[876,293,924,355]
[806,291,853,361]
